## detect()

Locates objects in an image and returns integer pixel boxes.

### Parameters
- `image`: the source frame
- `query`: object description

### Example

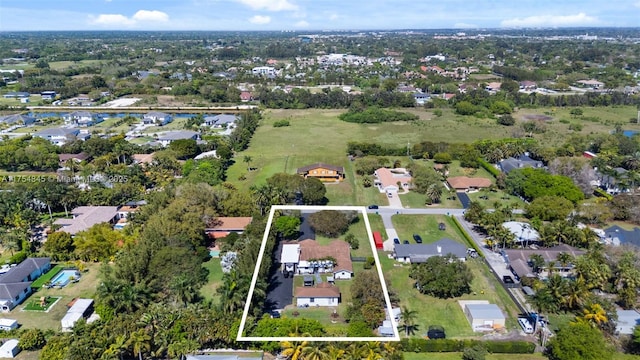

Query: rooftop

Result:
[394,238,467,262]
[157,130,199,141]
[297,163,345,174]
[0,258,50,284]
[374,167,412,189]
[207,217,253,231]
[299,239,352,273]
[504,244,585,264]
[54,206,119,235]
[295,282,341,298]
[465,303,505,320]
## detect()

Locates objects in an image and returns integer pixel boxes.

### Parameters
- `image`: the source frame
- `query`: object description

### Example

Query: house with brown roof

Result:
[295,282,341,307]
[447,176,492,191]
[205,217,253,239]
[374,168,412,194]
[58,153,89,166]
[297,239,353,279]
[297,163,345,182]
[131,153,156,166]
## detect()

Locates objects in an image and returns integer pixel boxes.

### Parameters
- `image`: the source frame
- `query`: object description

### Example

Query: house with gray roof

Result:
[0,114,36,126]
[33,128,81,146]
[143,111,172,126]
[63,111,103,127]
[498,154,543,174]
[204,114,239,128]
[2,92,29,99]
[157,130,200,147]
[603,225,640,248]
[0,257,50,312]
[54,206,119,235]
[393,238,468,263]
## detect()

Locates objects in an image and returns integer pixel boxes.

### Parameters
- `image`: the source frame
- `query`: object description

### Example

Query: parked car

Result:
[427,325,446,339]
[270,311,281,319]
[393,238,400,244]
[403,240,410,244]
[413,234,423,243]
[368,205,379,209]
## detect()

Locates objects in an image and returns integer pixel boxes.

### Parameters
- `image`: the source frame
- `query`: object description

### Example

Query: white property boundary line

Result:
[237,205,400,342]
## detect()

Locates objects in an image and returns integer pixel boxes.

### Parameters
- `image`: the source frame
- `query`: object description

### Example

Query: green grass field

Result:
[23,296,61,311]
[31,265,63,289]
[403,353,547,360]
[391,215,466,245]
[200,258,223,304]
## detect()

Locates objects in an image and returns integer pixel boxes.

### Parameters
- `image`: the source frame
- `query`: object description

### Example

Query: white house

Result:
[393,239,468,263]
[143,112,172,126]
[252,66,276,76]
[0,339,20,358]
[204,114,239,128]
[0,258,51,312]
[32,128,81,146]
[295,283,340,307]
[63,111,103,127]
[156,130,200,147]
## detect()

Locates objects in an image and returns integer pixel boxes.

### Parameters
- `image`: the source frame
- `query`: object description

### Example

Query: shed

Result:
[464,303,505,331]
[61,312,83,332]
[0,339,19,358]
[0,319,17,331]
[61,298,94,332]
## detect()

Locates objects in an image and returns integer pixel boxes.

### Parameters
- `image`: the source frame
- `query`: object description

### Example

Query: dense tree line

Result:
[338,107,418,124]
[258,88,416,109]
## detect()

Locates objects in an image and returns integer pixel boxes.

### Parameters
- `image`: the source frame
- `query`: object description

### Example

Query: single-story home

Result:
[41,91,56,100]
[204,114,239,128]
[297,163,345,182]
[0,339,20,358]
[502,221,539,246]
[143,112,172,126]
[156,130,200,147]
[58,153,89,166]
[0,114,36,126]
[498,155,543,174]
[205,217,253,240]
[576,79,605,89]
[374,168,412,194]
[504,244,585,279]
[32,128,81,146]
[462,301,506,332]
[2,92,29,99]
[0,257,51,312]
[131,153,156,166]
[297,239,353,279]
[54,206,120,235]
[446,176,492,191]
[295,282,341,307]
[393,238,467,263]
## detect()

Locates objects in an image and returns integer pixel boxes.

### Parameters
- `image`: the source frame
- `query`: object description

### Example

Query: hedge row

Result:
[400,338,536,354]
[593,187,613,200]
[478,158,501,178]
[450,216,484,258]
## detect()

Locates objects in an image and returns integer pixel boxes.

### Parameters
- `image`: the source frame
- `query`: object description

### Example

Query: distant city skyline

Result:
[1,0,640,31]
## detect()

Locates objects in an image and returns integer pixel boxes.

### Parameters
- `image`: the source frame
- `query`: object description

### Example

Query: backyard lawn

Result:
[391,215,467,245]
[6,263,100,330]
[200,258,223,304]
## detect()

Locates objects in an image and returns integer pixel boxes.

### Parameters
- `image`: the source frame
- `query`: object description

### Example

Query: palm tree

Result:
[556,252,573,273]
[426,183,443,203]
[167,339,199,360]
[301,344,330,360]
[563,277,588,310]
[243,155,252,171]
[326,344,345,360]
[529,254,546,274]
[581,303,608,327]
[127,329,151,360]
[280,338,309,360]
[400,306,417,336]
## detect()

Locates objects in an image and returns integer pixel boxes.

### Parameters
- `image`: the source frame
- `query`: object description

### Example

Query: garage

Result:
[463,303,506,332]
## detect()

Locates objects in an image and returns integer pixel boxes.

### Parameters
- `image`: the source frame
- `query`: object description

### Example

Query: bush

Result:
[568,123,583,131]
[19,328,46,350]
[497,114,515,126]
[363,256,375,269]
[339,107,418,124]
[433,152,452,164]
[433,109,443,117]
[10,252,27,264]
[273,119,290,127]
[463,344,487,360]
[399,338,535,353]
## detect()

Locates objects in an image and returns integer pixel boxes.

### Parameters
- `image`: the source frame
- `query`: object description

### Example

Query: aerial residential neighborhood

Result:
[0,2,640,358]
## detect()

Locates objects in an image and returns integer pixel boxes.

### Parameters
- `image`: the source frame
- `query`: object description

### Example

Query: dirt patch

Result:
[522,114,553,121]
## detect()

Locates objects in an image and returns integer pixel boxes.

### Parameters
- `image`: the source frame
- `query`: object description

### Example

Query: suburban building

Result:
[0,257,51,312]
[63,111,103,127]
[205,217,253,240]
[40,91,56,100]
[498,155,543,174]
[446,176,492,191]
[2,92,29,99]
[131,153,156,166]
[204,114,239,128]
[252,66,276,76]
[58,153,89,166]
[61,298,94,332]
[142,112,173,126]
[504,244,585,279]
[281,240,353,279]
[0,114,35,126]
[461,301,506,332]
[0,319,17,331]
[54,206,120,235]
[519,81,537,91]
[295,282,341,307]
[0,339,20,358]
[239,91,254,102]
[157,130,200,147]
[32,128,81,146]
[602,225,640,247]
[374,168,412,194]
[296,163,345,182]
[502,221,540,246]
[393,238,468,263]
[577,79,605,89]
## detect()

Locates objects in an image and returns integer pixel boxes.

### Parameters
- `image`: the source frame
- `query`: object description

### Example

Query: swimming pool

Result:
[209,250,220,258]
[50,270,81,287]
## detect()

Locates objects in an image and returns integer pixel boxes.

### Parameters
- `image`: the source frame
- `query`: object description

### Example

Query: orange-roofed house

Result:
[297,163,345,182]
[295,282,341,307]
[205,217,253,240]
[374,167,412,194]
[447,176,492,191]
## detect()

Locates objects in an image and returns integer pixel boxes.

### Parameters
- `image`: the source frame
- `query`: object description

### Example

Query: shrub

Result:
[273,119,290,127]
[339,107,418,123]
[568,123,583,131]
[399,338,535,353]
[433,109,443,117]
[10,252,27,264]
[19,328,46,350]
[478,158,501,178]
[433,152,452,164]
[497,114,515,126]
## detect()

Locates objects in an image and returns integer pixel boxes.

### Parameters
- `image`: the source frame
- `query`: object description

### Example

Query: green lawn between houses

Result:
[391,215,467,245]
[31,264,63,289]
[200,257,223,304]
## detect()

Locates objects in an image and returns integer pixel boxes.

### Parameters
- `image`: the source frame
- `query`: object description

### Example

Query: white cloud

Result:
[89,9,169,27]
[90,14,135,26]
[236,0,298,11]
[249,15,271,24]
[294,20,309,27]
[454,22,478,29]
[132,10,169,22]
[500,13,598,27]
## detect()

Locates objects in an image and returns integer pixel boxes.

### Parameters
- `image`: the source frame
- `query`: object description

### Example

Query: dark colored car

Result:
[427,325,446,339]
[403,240,410,244]
[413,234,423,243]
[270,311,281,319]
[393,238,400,244]
[368,205,379,209]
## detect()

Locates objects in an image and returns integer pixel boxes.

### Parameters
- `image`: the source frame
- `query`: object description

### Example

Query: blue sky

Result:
[1,0,640,31]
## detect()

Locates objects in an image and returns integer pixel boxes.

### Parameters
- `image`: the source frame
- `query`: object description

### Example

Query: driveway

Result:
[457,192,471,209]
[386,192,403,208]
[298,212,316,240]
[265,241,293,311]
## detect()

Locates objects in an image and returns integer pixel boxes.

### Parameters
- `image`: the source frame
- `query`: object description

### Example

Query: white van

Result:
[518,318,534,334]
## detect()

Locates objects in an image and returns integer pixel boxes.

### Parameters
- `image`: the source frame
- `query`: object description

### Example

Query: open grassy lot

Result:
[391,215,466,245]
[7,262,100,330]
[48,60,105,71]
[467,189,525,210]
[200,258,223,304]
[404,353,546,360]
[399,190,462,209]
